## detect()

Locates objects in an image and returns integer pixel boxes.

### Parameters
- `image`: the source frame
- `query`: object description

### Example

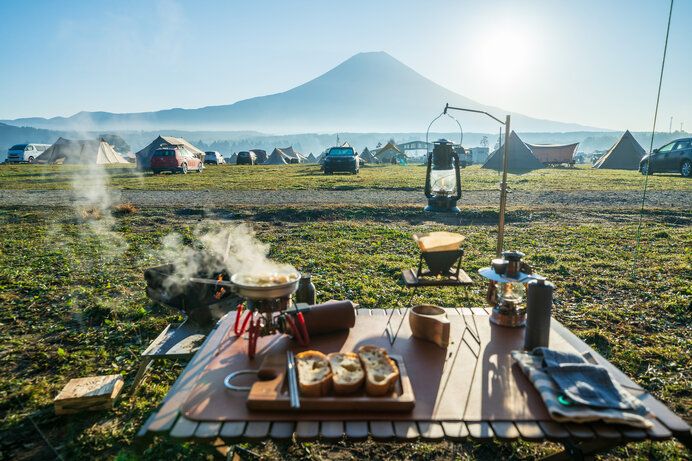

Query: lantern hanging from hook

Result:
[423,112,464,212]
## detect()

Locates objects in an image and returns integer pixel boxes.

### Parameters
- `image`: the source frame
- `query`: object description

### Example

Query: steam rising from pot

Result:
[158,221,296,289]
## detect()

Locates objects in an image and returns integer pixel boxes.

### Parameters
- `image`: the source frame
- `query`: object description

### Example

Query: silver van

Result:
[7,143,51,163]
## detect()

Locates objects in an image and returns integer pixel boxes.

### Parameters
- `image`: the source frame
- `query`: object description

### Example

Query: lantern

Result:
[424,139,462,212]
[479,250,533,327]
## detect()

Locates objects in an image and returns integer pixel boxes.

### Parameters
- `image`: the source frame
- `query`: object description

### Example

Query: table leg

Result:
[386,287,416,345]
[131,357,155,392]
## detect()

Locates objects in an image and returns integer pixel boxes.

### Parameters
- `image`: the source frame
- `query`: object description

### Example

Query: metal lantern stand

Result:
[443,104,510,257]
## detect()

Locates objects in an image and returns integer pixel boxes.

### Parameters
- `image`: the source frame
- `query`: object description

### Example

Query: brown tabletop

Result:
[137,308,691,457]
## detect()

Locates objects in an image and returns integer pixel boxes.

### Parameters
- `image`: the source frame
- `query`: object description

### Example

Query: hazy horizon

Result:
[1,0,690,132]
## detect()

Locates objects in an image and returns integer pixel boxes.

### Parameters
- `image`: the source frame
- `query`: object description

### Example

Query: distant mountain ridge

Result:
[3,52,604,133]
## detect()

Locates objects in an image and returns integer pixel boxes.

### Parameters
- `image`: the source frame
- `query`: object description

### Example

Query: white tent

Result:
[263,149,288,165]
[37,137,129,164]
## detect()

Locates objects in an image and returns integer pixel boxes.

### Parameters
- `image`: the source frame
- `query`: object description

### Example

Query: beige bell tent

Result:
[268,147,306,164]
[37,137,129,164]
[263,149,288,165]
[525,142,579,165]
[482,131,544,171]
[135,136,205,169]
[593,130,646,170]
[277,146,306,163]
[374,142,407,164]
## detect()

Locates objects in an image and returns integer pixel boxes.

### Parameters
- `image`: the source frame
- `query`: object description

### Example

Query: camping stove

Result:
[233,296,311,359]
[227,272,310,359]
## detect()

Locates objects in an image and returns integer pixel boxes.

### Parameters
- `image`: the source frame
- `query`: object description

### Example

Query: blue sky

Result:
[1,0,689,131]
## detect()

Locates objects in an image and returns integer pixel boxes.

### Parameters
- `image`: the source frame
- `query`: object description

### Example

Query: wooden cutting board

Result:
[245,353,415,412]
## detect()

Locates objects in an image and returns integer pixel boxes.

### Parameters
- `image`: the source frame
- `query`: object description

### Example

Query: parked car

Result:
[640,138,692,177]
[237,151,256,165]
[324,146,359,174]
[204,151,225,164]
[150,146,203,174]
[6,143,50,163]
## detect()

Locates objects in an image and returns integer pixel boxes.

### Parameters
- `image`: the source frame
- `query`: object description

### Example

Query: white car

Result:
[7,143,50,163]
[204,151,225,164]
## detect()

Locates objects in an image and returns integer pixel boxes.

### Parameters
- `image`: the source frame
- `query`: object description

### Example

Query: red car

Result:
[150,146,204,174]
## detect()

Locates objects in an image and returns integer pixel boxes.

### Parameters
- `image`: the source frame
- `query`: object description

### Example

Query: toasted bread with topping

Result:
[357,345,399,396]
[295,350,332,397]
[327,352,365,395]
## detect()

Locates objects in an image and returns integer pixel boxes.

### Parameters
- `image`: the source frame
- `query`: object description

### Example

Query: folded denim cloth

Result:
[538,348,587,367]
[533,347,634,410]
[512,349,654,428]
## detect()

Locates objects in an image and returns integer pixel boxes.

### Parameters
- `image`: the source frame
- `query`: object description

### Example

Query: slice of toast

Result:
[327,352,365,395]
[357,345,399,396]
[295,350,333,397]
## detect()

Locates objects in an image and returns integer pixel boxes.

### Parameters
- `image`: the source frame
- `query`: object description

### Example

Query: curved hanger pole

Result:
[426,112,463,148]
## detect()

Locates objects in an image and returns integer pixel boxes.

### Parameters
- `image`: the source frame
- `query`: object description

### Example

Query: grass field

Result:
[0,163,690,192]
[0,202,690,460]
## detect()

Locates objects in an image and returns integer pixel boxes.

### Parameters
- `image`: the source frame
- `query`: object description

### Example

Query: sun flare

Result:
[473,24,537,89]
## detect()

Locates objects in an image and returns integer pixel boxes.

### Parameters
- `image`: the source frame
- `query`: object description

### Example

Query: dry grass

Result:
[111,203,137,215]
[79,206,102,220]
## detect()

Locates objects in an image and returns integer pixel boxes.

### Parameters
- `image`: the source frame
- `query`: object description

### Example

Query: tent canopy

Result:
[270,146,305,163]
[359,147,378,164]
[37,137,129,164]
[593,130,645,170]
[135,136,205,169]
[306,153,317,163]
[263,149,288,165]
[525,142,579,164]
[482,131,544,171]
[374,142,407,163]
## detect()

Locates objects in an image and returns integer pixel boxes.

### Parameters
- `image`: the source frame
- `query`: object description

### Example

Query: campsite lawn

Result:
[0,163,691,192]
[0,203,690,460]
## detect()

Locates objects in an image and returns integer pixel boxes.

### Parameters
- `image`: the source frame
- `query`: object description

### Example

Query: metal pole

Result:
[496,115,510,257]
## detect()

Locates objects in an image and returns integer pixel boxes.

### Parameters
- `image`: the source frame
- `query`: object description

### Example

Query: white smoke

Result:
[157,221,295,284]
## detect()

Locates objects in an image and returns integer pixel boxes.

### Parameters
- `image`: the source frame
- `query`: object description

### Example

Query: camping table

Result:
[137,308,691,460]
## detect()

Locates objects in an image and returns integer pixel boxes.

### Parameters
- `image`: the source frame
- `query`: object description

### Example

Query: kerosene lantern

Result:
[479,250,534,327]
[424,139,462,212]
